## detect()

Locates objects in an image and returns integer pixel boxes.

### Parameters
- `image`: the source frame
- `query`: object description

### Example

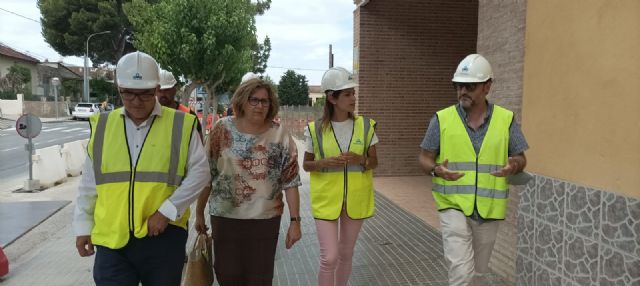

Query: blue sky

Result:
[0,0,356,85]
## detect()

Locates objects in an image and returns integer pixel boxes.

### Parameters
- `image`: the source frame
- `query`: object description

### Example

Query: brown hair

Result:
[231,78,279,122]
[320,89,354,130]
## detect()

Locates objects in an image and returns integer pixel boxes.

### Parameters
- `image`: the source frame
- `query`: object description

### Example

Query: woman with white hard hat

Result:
[303,67,379,286]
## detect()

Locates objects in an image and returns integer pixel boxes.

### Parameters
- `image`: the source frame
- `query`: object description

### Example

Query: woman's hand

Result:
[285,222,301,249]
[341,152,365,165]
[322,156,346,168]
[195,213,208,234]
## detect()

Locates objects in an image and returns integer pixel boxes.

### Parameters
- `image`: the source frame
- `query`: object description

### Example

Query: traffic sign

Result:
[16,114,42,139]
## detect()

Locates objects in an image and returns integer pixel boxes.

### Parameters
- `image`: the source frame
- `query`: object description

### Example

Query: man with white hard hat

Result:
[418,54,529,286]
[73,51,210,285]
[157,69,203,139]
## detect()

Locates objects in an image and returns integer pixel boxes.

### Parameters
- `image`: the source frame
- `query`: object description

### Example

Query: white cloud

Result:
[0,0,357,84]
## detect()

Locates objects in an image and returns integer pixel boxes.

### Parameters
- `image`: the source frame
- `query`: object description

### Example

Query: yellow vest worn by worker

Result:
[309,116,376,220]
[87,107,196,249]
[433,105,512,219]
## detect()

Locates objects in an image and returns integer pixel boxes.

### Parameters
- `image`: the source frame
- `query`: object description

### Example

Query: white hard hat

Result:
[321,67,358,92]
[452,54,493,83]
[241,72,259,84]
[116,51,160,89]
[159,69,177,89]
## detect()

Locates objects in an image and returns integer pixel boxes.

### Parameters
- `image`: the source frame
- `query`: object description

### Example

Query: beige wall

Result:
[522,0,640,197]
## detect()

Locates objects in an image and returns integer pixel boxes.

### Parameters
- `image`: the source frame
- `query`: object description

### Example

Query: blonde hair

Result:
[231,78,279,122]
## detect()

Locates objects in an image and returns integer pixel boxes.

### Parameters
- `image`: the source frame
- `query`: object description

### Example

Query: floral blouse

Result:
[206,117,301,219]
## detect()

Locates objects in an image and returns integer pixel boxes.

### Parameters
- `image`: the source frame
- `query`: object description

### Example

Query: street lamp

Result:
[51,77,60,119]
[84,31,111,103]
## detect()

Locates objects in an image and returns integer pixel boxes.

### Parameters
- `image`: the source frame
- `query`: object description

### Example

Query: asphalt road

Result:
[0,120,90,190]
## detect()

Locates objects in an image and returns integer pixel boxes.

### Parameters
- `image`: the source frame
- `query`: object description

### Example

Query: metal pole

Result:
[27,116,33,181]
[83,45,88,102]
[84,31,111,103]
[52,77,60,120]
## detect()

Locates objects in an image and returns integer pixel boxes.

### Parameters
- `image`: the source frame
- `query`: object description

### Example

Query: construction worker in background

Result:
[157,69,203,140]
[73,51,211,285]
[418,54,529,286]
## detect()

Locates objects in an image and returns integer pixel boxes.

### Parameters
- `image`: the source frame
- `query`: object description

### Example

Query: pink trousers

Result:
[315,210,365,286]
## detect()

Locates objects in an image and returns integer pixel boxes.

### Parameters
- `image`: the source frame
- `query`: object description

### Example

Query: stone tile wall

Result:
[517,174,640,286]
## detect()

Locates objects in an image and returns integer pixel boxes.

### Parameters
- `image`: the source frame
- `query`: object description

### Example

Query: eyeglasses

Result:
[248,96,271,107]
[120,89,156,101]
[452,82,482,92]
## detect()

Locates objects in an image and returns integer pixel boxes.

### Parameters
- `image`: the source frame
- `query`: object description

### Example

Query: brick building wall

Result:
[476,1,528,284]
[477,0,527,123]
[355,0,479,176]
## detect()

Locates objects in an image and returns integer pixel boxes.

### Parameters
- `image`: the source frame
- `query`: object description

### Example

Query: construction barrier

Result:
[61,140,86,177]
[33,145,67,187]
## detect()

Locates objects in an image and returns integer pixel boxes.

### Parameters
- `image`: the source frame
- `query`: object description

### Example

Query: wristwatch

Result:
[430,165,439,177]
[290,216,302,222]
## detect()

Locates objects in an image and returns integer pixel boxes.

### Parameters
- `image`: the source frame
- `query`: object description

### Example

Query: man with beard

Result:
[418,54,529,286]
[157,69,203,139]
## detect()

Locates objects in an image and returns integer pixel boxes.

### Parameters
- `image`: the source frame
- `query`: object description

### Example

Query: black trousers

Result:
[93,225,188,286]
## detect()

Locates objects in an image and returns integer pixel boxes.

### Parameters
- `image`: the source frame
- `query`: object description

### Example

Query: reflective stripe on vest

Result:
[309,116,375,220]
[92,111,187,186]
[433,105,512,219]
[87,107,195,249]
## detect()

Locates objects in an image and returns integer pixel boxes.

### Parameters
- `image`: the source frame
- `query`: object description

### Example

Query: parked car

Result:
[72,103,101,120]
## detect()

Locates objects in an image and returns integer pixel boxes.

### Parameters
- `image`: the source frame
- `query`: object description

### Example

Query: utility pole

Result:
[329,44,334,68]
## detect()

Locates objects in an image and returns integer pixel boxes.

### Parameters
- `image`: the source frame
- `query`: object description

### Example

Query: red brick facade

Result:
[355,0,479,176]
[355,1,527,284]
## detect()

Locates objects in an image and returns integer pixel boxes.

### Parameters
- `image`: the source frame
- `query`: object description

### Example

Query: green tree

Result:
[252,36,271,75]
[61,79,82,102]
[0,65,33,99]
[125,0,260,127]
[278,70,309,106]
[90,77,116,102]
[314,96,326,108]
[38,0,138,64]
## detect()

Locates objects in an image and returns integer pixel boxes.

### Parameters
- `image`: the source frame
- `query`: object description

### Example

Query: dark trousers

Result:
[211,216,281,286]
[93,225,188,286]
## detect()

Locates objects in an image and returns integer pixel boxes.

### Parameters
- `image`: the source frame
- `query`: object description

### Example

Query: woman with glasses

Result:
[302,67,379,286]
[195,78,302,285]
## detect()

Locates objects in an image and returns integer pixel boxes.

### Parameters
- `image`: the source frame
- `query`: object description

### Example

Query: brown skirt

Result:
[211,216,281,286]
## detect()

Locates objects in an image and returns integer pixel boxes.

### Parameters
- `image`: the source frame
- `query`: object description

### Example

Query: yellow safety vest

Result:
[433,105,512,219]
[309,116,376,220]
[87,107,196,249]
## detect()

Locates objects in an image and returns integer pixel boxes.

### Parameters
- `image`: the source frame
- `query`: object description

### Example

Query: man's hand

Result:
[147,211,170,237]
[76,235,95,257]
[437,159,465,181]
[285,222,301,249]
[491,156,520,177]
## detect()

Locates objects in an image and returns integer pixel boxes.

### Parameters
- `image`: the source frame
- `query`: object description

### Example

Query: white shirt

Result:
[73,100,211,236]
[303,118,379,154]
